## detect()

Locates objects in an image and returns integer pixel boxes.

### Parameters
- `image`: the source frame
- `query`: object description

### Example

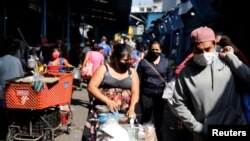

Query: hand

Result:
[105,99,119,112]
[219,45,234,58]
[126,108,136,118]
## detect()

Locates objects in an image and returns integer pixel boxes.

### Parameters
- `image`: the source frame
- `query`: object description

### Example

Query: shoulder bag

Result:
[81,52,93,80]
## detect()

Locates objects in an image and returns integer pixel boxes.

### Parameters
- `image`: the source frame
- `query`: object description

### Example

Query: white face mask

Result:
[193,52,215,66]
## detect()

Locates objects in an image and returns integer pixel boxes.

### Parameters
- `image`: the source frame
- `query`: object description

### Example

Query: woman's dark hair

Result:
[149,40,162,50]
[50,45,60,53]
[110,43,131,65]
[92,46,98,51]
[0,38,20,57]
[145,40,162,60]
[49,45,61,59]
[136,42,147,52]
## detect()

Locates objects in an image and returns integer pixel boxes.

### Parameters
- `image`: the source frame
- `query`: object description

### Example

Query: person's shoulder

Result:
[83,47,91,51]
[160,56,168,61]
[130,67,136,72]
[8,55,20,61]
[96,51,104,57]
[159,56,170,65]
[177,59,197,75]
[129,67,138,77]
[97,64,107,71]
[138,58,148,64]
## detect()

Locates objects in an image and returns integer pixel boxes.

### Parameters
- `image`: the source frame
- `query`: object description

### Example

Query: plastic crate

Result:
[47,65,63,72]
[47,66,74,73]
[5,73,73,109]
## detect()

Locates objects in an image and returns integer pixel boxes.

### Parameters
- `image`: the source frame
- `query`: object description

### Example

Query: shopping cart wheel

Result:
[5,128,17,141]
[42,130,53,141]
[66,125,72,134]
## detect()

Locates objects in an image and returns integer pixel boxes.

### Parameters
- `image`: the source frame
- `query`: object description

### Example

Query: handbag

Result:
[143,59,176,108]
[81,52,93,79]
[143,59,166,82]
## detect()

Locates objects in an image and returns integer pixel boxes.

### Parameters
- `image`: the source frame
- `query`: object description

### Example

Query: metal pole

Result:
[3,1,7,39]
[66,0,71,52]
[41,0,47,37]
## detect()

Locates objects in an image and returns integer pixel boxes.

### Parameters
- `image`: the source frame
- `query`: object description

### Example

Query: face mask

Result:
[52,52,60,59]
[193,52,215,66]
[148,52,161,59]
[118,62,130,72]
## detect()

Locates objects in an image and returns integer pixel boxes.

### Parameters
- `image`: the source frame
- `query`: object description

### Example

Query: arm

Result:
[136,60,143,81]
[108,45,112,56]
[63,58,73,67]
[172,76,203,133]
[87,65,119,112]
[18,62,25,77]
[82,52,90,67]
[127,68,140,118]
[166,60,174,82]
[139,52,144,59]
[235,50,250,66]
[220,46,250,85]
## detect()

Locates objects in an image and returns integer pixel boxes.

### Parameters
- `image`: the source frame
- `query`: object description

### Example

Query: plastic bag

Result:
[143,122,157,141]
[99,116,130,141]
[162,77,176,103]
[162,77,178,116]
[97,112,119,123]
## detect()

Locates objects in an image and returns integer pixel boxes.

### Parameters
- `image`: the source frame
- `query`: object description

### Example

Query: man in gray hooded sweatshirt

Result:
[172,26,249,140]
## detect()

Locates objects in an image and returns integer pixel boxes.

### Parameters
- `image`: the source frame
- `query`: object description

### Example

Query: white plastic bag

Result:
[143,122,157,141]
[99,117,130,141]
[162,78,178,116]
[162,77,176,103]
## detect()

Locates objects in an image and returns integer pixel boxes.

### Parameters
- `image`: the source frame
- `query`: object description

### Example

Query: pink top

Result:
[85,51,104,73]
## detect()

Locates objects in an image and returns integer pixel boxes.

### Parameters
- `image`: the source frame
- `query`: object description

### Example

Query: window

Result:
[147,8,152,12]
[140,7,144,12]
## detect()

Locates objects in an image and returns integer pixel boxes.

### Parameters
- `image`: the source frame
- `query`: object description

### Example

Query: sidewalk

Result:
[55,83,89,141]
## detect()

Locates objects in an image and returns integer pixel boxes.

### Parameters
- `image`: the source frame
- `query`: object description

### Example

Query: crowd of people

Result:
[82,27,250,141]
[1,26,250,141]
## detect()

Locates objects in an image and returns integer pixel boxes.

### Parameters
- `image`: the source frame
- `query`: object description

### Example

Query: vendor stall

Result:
[4,71,74,141]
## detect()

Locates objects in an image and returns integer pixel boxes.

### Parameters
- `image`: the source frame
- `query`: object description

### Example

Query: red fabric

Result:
[175,53,193,76]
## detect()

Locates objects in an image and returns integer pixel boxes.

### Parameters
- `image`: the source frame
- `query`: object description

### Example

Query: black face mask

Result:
[118,62,130,72]
[148,52,161,59]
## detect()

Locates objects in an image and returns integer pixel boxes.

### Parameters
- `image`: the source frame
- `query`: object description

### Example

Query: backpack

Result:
[81,52,93,80]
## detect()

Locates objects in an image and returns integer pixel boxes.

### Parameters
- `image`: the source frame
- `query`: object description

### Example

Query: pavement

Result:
[55,83,89,141]
[0,82,90,141]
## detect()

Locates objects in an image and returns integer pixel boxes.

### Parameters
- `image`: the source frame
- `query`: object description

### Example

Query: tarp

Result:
[190,0,221,22]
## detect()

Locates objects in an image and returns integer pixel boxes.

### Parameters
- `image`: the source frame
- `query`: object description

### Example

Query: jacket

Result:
[172,52,247,135]
[137,57,173,97]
